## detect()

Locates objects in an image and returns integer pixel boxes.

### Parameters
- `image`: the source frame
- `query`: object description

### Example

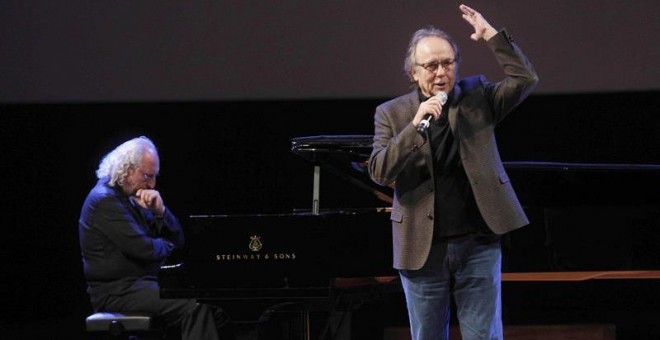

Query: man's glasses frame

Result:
[416,58,456,73]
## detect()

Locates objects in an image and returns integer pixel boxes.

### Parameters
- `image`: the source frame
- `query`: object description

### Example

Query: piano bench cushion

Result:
[86,312,161,334]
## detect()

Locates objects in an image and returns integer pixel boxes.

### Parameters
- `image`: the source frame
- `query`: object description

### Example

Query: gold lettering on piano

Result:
[216,254,263,260]
[214,252,297,261]
[249,235,262,252]
[274,253,296,260]
[213,234,297,262]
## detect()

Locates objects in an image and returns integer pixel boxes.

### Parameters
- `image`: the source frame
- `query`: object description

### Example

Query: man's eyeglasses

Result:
[416,58,456,73]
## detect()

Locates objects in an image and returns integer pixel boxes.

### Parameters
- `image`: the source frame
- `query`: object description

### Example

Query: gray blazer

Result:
[368,30,539,270]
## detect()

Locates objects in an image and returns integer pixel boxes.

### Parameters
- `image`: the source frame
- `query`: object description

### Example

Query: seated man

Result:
[79,136,234,339]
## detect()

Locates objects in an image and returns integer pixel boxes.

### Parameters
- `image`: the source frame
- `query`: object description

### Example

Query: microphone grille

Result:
[436,91,448,105]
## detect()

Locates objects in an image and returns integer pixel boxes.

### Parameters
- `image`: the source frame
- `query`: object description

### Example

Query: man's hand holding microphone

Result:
[415,91,448,133]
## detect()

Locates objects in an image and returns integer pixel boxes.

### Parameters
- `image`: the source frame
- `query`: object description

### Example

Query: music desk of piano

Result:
[161,135,660,339]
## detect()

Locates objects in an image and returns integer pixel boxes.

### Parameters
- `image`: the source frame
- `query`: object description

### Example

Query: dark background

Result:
[2,91,660,338]
[2,1,660,338]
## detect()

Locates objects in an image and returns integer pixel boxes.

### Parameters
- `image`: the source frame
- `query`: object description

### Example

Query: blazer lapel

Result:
[406,91,436,178]
[405,90,420,122]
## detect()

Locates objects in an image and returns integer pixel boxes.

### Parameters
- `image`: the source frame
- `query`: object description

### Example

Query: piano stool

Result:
[85,312,163,339]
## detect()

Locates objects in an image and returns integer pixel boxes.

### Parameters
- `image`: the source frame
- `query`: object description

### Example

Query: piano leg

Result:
[318,311,352,340]
[256,303,313,340]
[255,305,353,340]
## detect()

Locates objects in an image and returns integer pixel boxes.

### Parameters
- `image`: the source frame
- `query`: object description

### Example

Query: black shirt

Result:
[418,90,490,240]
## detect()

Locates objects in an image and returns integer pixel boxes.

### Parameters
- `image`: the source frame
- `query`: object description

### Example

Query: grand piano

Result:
[160,134,660,339]
[160,136,398,340]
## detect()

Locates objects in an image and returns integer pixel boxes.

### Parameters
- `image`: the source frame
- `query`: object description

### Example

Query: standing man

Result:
[368,4,538,340]
[79,136,233,339]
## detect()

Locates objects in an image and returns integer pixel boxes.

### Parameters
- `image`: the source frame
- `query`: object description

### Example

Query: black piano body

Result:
[160,135,398,304]
[159,135,398,339]
[161,210,395,301]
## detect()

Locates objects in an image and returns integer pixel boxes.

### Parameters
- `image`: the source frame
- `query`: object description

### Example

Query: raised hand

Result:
[459,4,497,41]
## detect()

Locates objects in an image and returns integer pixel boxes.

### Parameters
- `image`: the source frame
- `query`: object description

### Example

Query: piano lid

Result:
[291,135,393,205]
[291,134,373,161]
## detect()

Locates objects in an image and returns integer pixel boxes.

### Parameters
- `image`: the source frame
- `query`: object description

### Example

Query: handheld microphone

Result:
[417,91,448,133]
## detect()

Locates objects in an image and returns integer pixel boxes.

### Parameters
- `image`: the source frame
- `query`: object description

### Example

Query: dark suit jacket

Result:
[78,177,183,307]
[369,30,539,270]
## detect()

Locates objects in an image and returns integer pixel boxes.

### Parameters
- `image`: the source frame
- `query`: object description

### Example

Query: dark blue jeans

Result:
[399,234,502,340]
